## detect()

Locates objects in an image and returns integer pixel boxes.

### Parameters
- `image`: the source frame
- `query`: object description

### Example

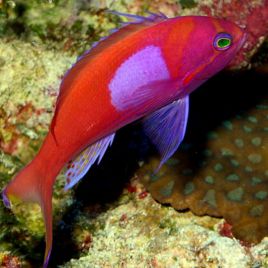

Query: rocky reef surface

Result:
[0,0,267,267]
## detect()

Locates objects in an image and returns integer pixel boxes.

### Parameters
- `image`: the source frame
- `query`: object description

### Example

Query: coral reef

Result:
[0,0,267,266]
[61,179,251,267]
[0,252,21,268]
[0,39,74,159]
[0,0,119,54]
[60,178,268,267]
[0,38,75,266]
[140,70,268,244]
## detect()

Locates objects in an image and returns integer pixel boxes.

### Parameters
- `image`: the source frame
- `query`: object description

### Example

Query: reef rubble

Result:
[0,0,267,267]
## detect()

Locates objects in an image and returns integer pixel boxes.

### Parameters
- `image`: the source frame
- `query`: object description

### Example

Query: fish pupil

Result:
[217,38,231,48]
[213,33,232,51]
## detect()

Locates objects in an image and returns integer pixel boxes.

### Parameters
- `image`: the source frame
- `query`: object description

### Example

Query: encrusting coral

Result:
[199,0,268,68]
[60,178,252,268]
[140,70,268,244]
[0,0,268,266]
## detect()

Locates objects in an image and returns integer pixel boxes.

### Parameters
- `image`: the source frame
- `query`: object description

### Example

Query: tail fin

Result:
[2,161,54,268]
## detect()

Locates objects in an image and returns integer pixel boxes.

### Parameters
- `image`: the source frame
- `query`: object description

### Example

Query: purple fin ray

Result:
[143,96,189,171]
[2,188,11,208]
[108,10,168,22]
[43,248,51,268]
[64,133,115,190]
[77,11,167,63]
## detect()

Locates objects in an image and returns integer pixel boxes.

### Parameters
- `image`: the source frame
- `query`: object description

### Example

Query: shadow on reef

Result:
[188,69,267,137]
[140,68,268,244]
[172,68,268,177]
[47,68,267,267]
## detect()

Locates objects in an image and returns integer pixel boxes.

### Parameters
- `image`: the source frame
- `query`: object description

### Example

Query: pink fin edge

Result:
[107,10,168,22]
[44,249,52,268]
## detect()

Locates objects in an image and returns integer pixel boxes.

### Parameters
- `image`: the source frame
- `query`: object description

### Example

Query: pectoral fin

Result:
[142,96,189,171]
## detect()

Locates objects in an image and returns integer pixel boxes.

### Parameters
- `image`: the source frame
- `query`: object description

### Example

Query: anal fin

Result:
[64,133,115,190]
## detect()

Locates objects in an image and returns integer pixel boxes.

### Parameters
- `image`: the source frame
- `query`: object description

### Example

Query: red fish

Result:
[2,12,246,267]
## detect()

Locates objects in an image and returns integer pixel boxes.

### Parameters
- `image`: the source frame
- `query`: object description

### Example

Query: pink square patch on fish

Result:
[108,45,170,111]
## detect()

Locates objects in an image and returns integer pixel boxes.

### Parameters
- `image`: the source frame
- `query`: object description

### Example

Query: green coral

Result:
[0,153,23,178]
[179,0,197,9]
[0,39,74,114]
[0,0,120,54]
[0,38,74,176]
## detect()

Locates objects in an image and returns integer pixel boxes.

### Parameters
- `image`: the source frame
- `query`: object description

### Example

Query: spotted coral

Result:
[140,70,268,244]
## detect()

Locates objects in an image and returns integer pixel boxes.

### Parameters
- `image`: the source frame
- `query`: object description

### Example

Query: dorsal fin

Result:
[50,12,168,137]
[58,11,167,105]
[77,11,167,61]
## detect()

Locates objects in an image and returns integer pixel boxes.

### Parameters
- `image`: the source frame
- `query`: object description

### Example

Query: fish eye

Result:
[213,33,232,51]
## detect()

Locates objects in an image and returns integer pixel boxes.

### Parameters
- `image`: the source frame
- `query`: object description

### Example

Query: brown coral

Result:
[139,70,268,243]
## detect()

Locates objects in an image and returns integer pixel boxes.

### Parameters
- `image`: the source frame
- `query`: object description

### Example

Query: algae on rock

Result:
[0,0,267,267]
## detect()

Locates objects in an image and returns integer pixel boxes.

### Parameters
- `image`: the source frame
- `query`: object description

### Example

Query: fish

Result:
[1,11,246,267]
